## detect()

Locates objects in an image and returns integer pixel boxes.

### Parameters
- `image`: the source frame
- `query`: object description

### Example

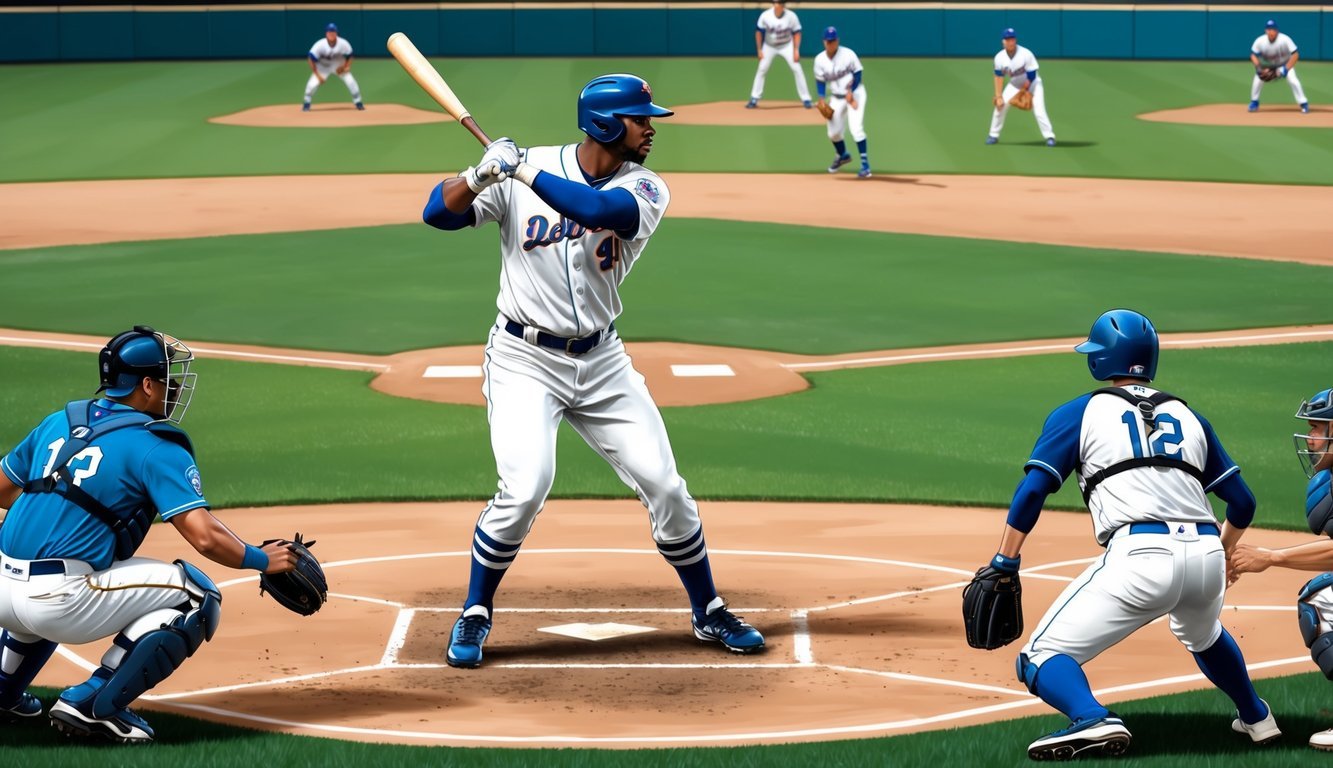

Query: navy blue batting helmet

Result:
[577,74,673,144]
[1075,309,1159,382]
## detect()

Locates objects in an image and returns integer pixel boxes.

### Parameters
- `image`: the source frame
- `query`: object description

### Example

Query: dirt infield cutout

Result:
[210,102,453,128]
[1140,103,1333,128]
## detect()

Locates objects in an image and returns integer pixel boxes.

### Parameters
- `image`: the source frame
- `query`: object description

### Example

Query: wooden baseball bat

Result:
[386,32,491,148]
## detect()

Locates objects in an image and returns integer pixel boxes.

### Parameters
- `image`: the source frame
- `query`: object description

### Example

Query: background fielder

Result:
[747,1,812,109]
[422,74,764,668]
[814,26,870,178]
[1249,19,1309,114]
[987,28,1056,147]
[303,23,363,112]
[980,309,1275,760]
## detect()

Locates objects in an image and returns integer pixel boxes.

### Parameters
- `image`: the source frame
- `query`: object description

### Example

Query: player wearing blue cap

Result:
[303,22,363,112]
[987,28,1056,146]
[1249,20,1309,114]
[813,26,871,178]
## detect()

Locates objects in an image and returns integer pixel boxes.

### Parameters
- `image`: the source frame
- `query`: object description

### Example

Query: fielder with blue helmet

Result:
[0,326,299,743]
[422,74,764,668]
[968,308,1275,759]
[1230,386,1333,750]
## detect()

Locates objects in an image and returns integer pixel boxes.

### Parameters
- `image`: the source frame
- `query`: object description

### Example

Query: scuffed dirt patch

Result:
[1140,103,1333,128]
[210,102,453,128]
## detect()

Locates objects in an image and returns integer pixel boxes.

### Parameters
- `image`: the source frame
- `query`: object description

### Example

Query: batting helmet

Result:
[1074,309,1159,382]
[98,325,197,424]
[1295,388,1333,477]
[577,74,673,144]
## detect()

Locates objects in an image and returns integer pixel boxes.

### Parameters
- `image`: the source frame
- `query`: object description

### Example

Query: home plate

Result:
[537,622,659,641]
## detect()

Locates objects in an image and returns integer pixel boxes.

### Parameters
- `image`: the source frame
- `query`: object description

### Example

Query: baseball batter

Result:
[0,327,296,742]
[987,28,1056,147]
[813,26,870,178]
[747,1,812,109]
[303,23,363,112]
[1230,387,1333,750]
[1249,19,1309,113]
[421,74,764,667]
[982,309,1275,760]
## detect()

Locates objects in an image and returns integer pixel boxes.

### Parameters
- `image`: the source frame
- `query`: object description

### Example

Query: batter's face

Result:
[326,31,338,45]
[616,116,656,163]
[1003,38,1018,55]
[1308,421,1333,473]
[1266,29,1278,43]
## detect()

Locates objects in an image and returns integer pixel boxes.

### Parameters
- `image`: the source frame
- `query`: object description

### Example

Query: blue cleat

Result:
[827,153,853,173]
[447,605,492,668]
[0,692,43,722]
[857,166,872,179]
[1046,137,1057,147]
[1248,100,1259,112]
[1301,102,1310,114]
[1027,714,1131,761]
[985,136,999,145]
[302,102,311,112]
[692,601,765,654]
[49,698,154,743]
[803,100,813,109]
[355,101,365,111]
[745,98,758,109]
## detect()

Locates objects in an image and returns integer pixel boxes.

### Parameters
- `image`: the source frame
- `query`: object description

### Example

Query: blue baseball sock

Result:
[833,140,848,158]
[0,631,57,708]
[1194,629,1267,723]
[1033,654,1109,723]
[658,528,718,621]
[856,139,869,165]
[464,526,521,613]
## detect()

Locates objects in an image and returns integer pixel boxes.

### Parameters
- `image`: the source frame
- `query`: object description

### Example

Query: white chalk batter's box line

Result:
[49,547,1303,745]
[423,364,736,379]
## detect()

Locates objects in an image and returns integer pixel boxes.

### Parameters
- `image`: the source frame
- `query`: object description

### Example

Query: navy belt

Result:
[504,320,614,356]
[30,560,65,576]
[1128,521,1220,536]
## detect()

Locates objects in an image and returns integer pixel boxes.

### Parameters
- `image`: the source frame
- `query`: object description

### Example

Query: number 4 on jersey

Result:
[595,235,622,271]
[1120,411,1183,459]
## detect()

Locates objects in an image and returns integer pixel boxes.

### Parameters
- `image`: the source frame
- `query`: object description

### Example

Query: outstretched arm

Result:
[995,468,1062,559]
[0,473,18,511]
[170,508,296,574]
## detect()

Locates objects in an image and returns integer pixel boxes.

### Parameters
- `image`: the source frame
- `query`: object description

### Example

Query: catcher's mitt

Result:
[1259,67,1279,82]
[817,100,834,120]
[1009,90,1033,111]
[961,563,1023,650]
[258,533,328,616]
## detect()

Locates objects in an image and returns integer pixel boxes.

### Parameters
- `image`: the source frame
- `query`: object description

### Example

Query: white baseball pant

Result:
[1021,523,1226,669]
[826,85,868,143]
[751,42,811,102]
[989,78,1055,141]
[304,65,362,104]
[1251,69,1308,104]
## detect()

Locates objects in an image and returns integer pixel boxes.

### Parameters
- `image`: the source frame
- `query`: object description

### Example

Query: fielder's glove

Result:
[1009,90,1034,111]
[259,533,328,616]
[961,556,1023,650]
[1259,67,1279,82]
[816,100,834,120]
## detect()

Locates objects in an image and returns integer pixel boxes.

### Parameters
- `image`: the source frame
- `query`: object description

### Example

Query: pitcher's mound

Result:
[211,103,453,128]
[669,101,825,126]
[1140,103,1332,128]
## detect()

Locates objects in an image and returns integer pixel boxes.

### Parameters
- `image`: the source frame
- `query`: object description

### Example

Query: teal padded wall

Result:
[668,8,745,56]
[1004,9,1061,57]
[944,9,1005,56]
[287,10,363,58]
[1134,10,1206,59]
[878,9,944,57]
[439,9,514,56]
[1062,10,1134,59]
[0,11,58,62]
[134,10,209,60]
[58,10,133,60]
[595,8,667,56]
[514,8,595,56]
[209,10,287,59]
[363,9,438,57]
[1207,11,1320,61]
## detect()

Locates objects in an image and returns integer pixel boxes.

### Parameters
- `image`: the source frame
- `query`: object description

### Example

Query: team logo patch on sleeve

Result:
[187,466,203,497]
[634,179,661,205]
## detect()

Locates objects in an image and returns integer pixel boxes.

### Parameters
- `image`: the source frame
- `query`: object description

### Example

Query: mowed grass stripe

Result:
[0,220,1329,354]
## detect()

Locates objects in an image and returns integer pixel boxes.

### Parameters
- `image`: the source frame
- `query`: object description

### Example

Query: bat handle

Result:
[460,116,492,147]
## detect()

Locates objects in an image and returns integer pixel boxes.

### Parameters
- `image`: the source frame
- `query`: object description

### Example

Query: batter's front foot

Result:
[745,98,758,109]
[1027,715,1131,761]
[0,692,43,722]
[1248,100,1260,112]
[447,605,492,669]
[985,135,999,145]
[49,699,154,744]
[692,602,765,654]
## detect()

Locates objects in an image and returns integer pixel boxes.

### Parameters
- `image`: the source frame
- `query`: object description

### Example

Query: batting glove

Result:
[461,162,508,194]
[480,137,520,176]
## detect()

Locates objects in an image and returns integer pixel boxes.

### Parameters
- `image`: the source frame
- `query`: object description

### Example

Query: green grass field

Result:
[2,55,1331,765]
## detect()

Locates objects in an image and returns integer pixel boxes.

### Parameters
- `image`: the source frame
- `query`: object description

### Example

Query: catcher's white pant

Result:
[1021,523,1226,669]
[826,84,868,143]
[1251,69,1308,104]
[304,66,362,103]
[476,317,702,547]
[989,79,1055,141]
[0,554,203,670]
[751,42,811,102]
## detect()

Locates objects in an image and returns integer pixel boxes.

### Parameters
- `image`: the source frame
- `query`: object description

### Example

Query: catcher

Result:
[0,326,325,744]
[986,28,1057,147]
[964,309,1275,760]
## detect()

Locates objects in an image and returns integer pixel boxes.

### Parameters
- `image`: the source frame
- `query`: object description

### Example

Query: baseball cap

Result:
[1265,19,1278,29]
[1001,27,1017,39]
[326,22,338,33]
[823,26,838,41]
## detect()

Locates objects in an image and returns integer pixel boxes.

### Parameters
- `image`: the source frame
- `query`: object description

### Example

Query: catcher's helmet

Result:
[1075,309,1159,382]
[98,325,197,424]
[1295,388,1333,477]
[577,74,673,144]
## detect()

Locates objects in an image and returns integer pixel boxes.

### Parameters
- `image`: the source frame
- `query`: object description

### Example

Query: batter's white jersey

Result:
[994,45,1040,88]
[309,36,353,73]
[814,45,863,97]
[756,8,801,47]
[1026,385,1238,545]
[469,143,670,338]
[1252,32,1298,66]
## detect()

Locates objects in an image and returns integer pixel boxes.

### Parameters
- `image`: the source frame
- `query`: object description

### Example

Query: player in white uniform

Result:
[421,74,765,668]
[747,1,812,109]
[980,309,1278,760]
[813,27,870,178]
[303,23,363,112]
[986,28,1056,147]
[1249,19,1309,114]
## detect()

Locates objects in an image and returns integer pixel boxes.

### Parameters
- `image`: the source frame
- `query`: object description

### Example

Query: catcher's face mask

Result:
[1296,420,1333,478]
[157,331,197,425]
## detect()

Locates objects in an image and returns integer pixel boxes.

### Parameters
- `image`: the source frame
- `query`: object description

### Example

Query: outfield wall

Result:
[0,3,1328,62]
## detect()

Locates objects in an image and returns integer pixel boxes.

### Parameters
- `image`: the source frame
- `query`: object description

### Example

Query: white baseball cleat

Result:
[1230,699,1281,745]
[49,699,155,744]
[1310,728,1333,750]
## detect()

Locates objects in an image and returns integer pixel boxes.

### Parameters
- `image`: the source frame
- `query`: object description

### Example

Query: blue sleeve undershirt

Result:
[816,81,826,97]
[850,70,862,91]
[1005,467,1063,533]
[308,53,318,62]
[422,181,476,231]
[529,171,640,236]
[994,69,1004,76]
[1026,70,1037,82]
[1211,472,1256,528]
